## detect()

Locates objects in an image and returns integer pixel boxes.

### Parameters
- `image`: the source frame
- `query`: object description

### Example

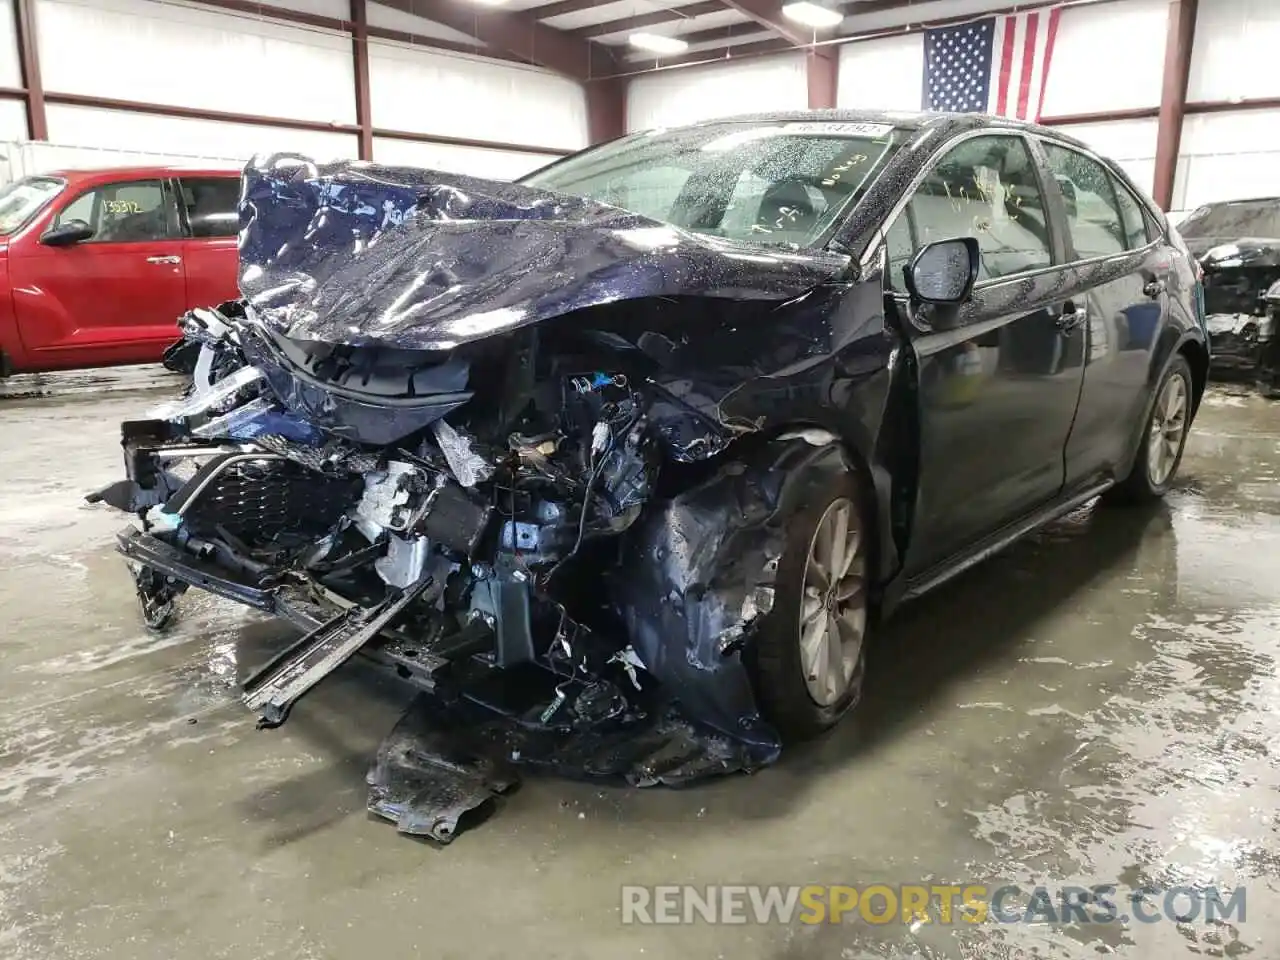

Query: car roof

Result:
[654,108,1101,154]
[1197,196,1280,205]
[35,166,240,182]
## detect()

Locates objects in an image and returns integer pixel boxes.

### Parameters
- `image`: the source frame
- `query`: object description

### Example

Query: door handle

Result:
[1055,299,1087,334]
[1143,278,1166,299]
[146,255,182,265]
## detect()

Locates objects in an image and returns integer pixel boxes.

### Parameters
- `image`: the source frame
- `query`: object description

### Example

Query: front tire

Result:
[752,470,869,741]
[1107,355,1194,503]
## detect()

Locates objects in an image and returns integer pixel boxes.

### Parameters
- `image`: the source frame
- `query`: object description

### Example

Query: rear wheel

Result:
[753,471,869,740]
[1106,356,1193,503]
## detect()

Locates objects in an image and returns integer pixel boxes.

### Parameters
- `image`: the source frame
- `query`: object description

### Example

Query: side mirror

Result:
[904,237,979,305]
[41,219,94,246]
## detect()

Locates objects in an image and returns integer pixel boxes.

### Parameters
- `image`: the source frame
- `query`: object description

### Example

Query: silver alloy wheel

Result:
[798,497,867,707]
[1147,373,1189,487]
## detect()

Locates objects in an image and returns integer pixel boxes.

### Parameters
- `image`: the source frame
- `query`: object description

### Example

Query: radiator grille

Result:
[183,458,361,546]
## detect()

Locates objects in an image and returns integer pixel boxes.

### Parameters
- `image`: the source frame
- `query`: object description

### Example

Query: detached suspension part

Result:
[130,563,183,631]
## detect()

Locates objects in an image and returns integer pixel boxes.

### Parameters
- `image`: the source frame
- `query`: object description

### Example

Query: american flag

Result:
[923,7,1063,121]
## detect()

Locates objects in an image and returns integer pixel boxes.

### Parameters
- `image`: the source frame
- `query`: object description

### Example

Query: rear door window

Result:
[1042,142,1129,259]
[178,177,241,238]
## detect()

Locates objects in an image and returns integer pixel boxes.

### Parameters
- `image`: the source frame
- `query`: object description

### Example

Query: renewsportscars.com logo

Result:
[620,884,1247,926]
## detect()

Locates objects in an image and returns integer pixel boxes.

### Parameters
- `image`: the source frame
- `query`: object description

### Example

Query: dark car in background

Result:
[89,111,1207,840]
[0,166,241,375]
[1178,196,1280,392]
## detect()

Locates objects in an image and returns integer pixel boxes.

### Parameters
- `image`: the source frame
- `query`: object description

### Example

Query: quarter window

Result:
[885,135,1053,287]
[54,180,176,243]
[179,177,241,238]
[884,210,917,291]
[1112,176,1151,249]
[1042,143,1129,259]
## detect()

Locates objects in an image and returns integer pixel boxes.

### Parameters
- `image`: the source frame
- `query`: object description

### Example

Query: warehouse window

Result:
[179,177,241,238]
[887,134,1052,285]
[54,180,178,243]
[1041,143,1127,259]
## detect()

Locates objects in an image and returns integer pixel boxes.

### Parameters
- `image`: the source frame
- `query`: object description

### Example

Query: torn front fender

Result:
[237,155,850,351]
[612,436,852,760]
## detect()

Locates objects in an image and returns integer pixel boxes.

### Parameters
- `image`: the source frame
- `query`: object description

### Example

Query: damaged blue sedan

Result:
[89,111,1207,841]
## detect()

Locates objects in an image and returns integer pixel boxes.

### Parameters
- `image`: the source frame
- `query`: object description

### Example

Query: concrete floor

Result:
[1,377,1277,960]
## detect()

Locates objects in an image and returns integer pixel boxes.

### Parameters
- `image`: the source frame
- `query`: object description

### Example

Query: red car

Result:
[0,166,241,375]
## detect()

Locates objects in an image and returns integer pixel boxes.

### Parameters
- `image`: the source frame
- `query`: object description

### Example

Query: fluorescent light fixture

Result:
[629,32,690,55]
[782,2,843,28]
[469,0,509,5]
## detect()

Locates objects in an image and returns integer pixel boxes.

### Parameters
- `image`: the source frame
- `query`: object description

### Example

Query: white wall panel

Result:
[842,0,1049,33]
[1040,0,1167,115]
[0,99,27,142]
[1189,0,1280,101]
[36,0,356,124]
[1049,118,1159,194]
[2,138,242,178]
[46,104,357,163]
[622,30,774,61]
[369,40,587,151]
[365,2,486,45]
[837,34,923,111]
[372,137,557,180]
[1174,110,1280,210]
[626,54,807,132]
[259,0,348,19]
[0,0,20,87]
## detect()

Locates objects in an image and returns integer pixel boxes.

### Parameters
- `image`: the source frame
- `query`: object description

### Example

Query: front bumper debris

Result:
[88,296,807,841]
[84,153,879,841]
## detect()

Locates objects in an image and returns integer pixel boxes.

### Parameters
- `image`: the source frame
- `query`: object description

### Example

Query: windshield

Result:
[521,120,907,248]
[0,176,65,235]
[1178,199,1280,240]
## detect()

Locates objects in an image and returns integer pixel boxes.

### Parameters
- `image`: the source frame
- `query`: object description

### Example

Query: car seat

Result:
[754,180,819,240]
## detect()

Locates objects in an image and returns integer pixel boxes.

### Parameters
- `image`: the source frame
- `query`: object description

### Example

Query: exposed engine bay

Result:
[1181,203,1280,390]
[87,155,879,841]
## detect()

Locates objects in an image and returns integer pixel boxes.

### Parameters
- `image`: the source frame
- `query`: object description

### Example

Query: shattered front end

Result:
[1195,239,1280,386]
[86,155,868,839]
[92,312,790,835]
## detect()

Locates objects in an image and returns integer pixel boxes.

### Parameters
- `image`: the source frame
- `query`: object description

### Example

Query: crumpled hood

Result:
[238,155,850,351]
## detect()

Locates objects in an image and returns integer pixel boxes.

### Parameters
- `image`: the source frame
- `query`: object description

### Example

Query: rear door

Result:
[1037,140,1172,487]
[884,132,1088,576]
[9,177,187,368]
[175,175,241,309]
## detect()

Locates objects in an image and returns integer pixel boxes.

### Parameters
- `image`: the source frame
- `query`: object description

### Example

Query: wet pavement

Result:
[0,378,1277,959]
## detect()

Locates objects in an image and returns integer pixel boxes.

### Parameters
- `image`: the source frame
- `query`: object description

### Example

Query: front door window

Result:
[54,179,177,243]
[887,134,1053,289]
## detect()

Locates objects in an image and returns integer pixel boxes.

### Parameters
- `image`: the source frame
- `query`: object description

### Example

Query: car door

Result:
[1037,140,1173,487]
[175,175,242,309]
[9,177,187,369]
[883,132,1088,577]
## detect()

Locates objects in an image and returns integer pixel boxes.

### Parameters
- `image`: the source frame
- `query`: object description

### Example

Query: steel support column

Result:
[1152,0,1198,211]
[351,0,374,161]
[13,0,46,140]
[807,49,839,110]
[586,77,626,145]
